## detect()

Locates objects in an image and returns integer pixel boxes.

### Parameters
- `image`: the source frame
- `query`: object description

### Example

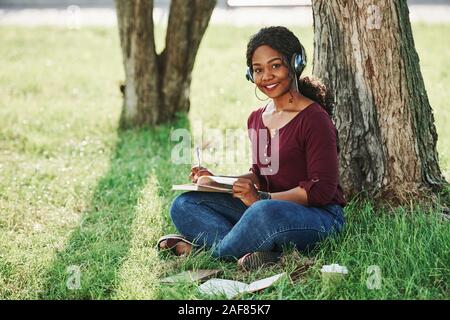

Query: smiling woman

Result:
[158,26,347,271]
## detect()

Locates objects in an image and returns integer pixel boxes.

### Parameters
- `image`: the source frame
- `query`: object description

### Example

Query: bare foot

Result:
[175,241,192,256]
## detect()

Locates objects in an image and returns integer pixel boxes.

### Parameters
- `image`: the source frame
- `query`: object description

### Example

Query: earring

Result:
[289,91,294,104]
[255,86,269,101]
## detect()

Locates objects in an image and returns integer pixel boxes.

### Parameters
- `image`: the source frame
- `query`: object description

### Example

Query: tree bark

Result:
[311,0,447,202]
[115,0,216,127]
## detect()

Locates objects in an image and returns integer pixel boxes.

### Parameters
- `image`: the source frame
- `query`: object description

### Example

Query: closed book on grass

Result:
[172,176,237,193]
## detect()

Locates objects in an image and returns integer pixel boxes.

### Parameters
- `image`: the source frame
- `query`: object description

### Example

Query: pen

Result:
[196,146,201,169]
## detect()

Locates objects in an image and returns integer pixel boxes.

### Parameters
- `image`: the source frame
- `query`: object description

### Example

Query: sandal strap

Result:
[165,237,195,249]
[239,251,281,271]
[157,234,198,251]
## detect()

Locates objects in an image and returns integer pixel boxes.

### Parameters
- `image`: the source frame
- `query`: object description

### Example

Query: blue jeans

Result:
[169,191,345,260]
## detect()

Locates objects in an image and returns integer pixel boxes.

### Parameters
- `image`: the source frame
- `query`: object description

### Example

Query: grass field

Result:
[0,24,449,299]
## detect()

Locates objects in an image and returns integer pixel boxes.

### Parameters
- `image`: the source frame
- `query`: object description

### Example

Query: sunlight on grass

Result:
[112,174,166,299]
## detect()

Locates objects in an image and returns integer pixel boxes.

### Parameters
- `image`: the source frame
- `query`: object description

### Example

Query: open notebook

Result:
[172,176,238,193]
[198,273,286,299]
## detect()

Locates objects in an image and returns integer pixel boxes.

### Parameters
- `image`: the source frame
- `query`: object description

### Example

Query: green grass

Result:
[0,24,449,300]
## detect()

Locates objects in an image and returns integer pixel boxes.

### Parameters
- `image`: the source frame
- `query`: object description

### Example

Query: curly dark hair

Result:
[246,26,334,117]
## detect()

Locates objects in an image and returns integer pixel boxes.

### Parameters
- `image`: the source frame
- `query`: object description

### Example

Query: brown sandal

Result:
[157,234,197,256]
[237,251,282,271]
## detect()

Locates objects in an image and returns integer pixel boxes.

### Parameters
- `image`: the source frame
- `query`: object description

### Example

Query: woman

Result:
[158,26,346,270]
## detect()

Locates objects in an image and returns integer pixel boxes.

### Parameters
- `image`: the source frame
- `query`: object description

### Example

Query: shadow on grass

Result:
[40,116,190,299]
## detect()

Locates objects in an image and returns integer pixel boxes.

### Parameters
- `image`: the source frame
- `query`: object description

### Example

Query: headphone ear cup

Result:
[299,45,307,73]
[246,67,254,83]
[291,50,307,78]
[291,53,306,78]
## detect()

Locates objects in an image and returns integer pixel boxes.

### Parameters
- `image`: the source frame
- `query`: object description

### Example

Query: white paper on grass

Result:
[199,279,248,299]
[198,273,286,299]
[320,264,348,274]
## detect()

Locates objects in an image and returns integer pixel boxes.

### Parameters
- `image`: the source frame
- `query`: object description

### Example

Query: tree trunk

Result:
[311,0,447,202]
[115,0,216,127]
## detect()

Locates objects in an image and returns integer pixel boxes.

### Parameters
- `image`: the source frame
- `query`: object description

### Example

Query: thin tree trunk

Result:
[116,0,159,127]
[115,0,216,127]
[160,0,216,122]
[311,0,446,202]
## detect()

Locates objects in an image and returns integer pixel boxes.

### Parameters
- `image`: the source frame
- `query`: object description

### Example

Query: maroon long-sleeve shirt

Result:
[247,102,346,207]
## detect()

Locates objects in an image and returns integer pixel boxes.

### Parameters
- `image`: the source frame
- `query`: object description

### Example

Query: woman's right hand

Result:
[189,166,214,183]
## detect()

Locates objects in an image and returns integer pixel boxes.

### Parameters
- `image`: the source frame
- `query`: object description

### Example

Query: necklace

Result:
[269,128,278,138]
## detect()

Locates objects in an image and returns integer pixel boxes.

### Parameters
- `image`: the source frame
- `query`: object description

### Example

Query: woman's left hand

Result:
[232,178,259,207]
